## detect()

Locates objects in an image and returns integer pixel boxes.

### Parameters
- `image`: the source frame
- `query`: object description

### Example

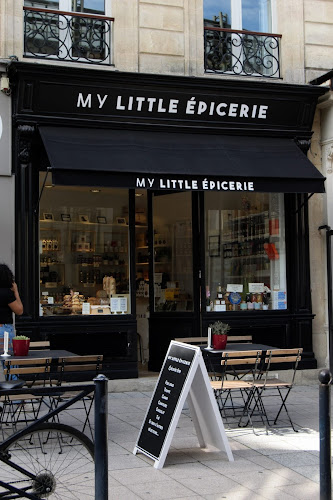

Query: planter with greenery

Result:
[12,335,30,356]
[208,321,231,350]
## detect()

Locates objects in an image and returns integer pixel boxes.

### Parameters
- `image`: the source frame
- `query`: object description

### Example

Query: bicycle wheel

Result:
[0,423,95,499]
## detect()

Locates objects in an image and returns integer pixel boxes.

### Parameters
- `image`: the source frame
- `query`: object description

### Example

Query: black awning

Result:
[39,126,326,193]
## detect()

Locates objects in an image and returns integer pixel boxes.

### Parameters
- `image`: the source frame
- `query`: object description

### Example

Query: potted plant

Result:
[12,335,30,356]
[208,321,231,350]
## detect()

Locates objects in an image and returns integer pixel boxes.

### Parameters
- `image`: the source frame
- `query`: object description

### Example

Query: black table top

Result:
[3,349,77,361]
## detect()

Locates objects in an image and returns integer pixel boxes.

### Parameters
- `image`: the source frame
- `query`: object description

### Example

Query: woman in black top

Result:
[0,264,23,354]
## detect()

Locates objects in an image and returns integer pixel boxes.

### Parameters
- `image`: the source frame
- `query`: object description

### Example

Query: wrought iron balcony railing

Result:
[23,7,114,65]
[204,26,281,78]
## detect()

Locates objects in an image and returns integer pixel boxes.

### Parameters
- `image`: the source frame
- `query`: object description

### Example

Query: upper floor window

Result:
[204,0,281,78]
[24,0,113,65]
[204,0,272,33]
[25,1,105,15]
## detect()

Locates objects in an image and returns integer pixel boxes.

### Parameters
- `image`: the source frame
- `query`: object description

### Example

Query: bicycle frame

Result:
[0,384,95,499]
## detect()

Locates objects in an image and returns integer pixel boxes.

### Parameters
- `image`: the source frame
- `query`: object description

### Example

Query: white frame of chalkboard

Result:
[133,341,233,468]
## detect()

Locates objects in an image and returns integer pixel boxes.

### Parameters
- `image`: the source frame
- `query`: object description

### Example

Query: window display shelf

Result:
[224,254,269,260]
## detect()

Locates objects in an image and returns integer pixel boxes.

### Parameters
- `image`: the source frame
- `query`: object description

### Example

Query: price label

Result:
[249,283,264,293]
[227,284,243,293]
[82,302,91,315]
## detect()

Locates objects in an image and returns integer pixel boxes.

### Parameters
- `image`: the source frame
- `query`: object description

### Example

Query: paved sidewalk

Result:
[0,376,330,499]
[99,383,329,500]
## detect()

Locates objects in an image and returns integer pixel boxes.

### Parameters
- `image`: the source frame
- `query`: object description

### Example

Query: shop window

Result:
[204,0,280,77]
[152,193,194,313]
[39,177,130,316]
[205,192,287,312]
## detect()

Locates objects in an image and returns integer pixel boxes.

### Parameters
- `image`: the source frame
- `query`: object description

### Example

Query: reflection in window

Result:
[153,193,193,312]
[72,0,105,15]
[39,176,130,316]
[205,192,286,312]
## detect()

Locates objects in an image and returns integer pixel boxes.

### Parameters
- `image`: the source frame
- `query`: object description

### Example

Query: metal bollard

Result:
[94,374,109,500]
[319,369,332,500]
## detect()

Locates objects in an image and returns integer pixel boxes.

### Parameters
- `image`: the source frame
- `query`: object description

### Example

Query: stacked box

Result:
[271,290,287,310]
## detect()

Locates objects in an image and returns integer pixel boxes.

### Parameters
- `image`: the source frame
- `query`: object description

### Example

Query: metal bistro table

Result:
[9,349,77,361]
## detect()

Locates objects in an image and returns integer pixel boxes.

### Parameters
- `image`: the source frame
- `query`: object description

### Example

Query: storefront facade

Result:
[9,61,326,377]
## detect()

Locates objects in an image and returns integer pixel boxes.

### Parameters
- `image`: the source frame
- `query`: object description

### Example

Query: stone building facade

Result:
[0,0,332,371]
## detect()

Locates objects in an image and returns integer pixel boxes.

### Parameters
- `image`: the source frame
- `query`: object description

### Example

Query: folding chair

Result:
[29,340,50,350]
[0,357,52,431]
[227,335,252,344]
[252,348,303,431]
[210,350,262,430]
[174,337,208,345]
[52,355,103,438]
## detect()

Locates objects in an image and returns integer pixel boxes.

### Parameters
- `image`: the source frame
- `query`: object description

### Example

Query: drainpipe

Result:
[319,225,333,375]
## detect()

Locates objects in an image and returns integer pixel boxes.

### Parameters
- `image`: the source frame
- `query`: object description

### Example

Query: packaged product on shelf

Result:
[103,275,116,296]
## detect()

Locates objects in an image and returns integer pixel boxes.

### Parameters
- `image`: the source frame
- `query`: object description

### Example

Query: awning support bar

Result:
[34,167,52,215]
[294,192,315,214]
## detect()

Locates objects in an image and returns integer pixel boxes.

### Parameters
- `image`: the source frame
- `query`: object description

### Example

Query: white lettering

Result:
[147,178,155,188]
[157,99,166,113]
[222,181,228,190]
[228,103,238,117]
[186,97,196,115]
[239,104,249,117]
[229,181,235,190]
[248,182,254,191]
[116,95,125,110]
[136,178,146,188]
[197,101,207,115]
[128,95,133,111]
[216,103,227,116]
[202,178,209,190]
[258,105,268,119]
[77,93,91,108]
[97,94,108,109]
[236,182,243,190]
[169,99,179,113]
[147,97,156,112]
[136,97,145,111]
[251,104,258,118]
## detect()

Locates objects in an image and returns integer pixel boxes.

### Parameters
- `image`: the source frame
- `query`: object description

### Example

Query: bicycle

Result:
[0,381,96,499]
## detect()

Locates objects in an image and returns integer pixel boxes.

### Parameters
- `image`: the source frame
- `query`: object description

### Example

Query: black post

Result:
[94,374,109,500]
[319,369,332,500]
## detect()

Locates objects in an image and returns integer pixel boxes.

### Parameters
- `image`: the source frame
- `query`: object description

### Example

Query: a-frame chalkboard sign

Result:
[133,341,233,469]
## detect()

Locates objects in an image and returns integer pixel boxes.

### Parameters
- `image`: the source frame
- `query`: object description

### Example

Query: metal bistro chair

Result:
[174,337,208,345]
[251,348,303,432]
[51,355,103,438]
[0,357,52,431]
[210,350,262,430]
[29,340,50,350]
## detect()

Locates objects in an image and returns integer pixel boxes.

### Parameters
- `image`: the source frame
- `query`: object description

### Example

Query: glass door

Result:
[148,191,200,371]
[152,192,194,313]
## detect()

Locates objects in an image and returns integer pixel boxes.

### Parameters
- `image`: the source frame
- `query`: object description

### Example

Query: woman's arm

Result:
[8,282,24,316]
